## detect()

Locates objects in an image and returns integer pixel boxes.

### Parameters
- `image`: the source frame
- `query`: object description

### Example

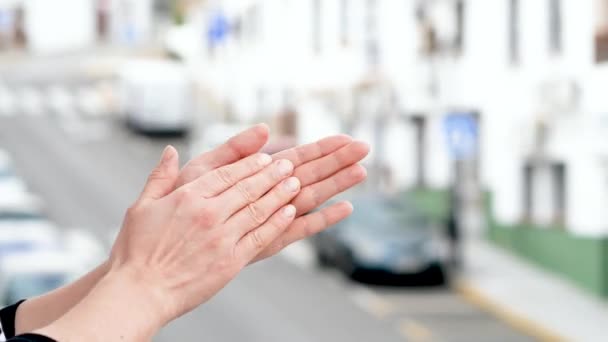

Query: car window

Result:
[4,273,67,305]
[0,212,44,220]
[349,201,430,233]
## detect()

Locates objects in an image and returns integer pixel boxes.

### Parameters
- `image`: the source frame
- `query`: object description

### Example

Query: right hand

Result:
[110,146,302,323]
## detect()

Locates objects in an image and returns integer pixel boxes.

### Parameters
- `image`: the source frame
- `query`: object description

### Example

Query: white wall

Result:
[25,0,96,54]
[192,0,608,237]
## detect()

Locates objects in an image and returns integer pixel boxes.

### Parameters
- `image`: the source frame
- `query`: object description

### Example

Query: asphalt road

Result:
[0,115,533,342]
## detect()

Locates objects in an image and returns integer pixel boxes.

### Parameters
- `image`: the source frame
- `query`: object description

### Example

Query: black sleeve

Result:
[7,334,57,342]
[0,300,26,340]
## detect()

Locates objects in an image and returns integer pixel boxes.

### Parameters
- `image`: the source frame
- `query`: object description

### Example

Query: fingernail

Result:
[258,153,272,166]
[161,146,175,163]
[277,159,294,176]
[282,205,296,218]
[283,177,300,192]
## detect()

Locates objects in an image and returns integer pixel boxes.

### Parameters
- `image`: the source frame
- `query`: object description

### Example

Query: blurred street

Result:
[0,115,529,342]
[1,0,608,341]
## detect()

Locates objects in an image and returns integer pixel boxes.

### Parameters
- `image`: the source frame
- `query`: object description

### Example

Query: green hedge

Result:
[489,223,608,298]
[403,188,608,298]
[400,188,450,224]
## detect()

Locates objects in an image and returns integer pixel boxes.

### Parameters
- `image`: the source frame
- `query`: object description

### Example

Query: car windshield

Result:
[0,211,43,220]
[348,199,429,234]
[4,273,67,305]
[0,169,12,178]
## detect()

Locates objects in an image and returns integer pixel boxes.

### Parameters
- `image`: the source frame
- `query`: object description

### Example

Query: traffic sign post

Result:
[207,11,230,46]
[443,111,480,270]
[443,111,478,161]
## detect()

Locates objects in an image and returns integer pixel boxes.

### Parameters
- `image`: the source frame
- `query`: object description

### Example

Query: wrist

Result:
[105,263,174,326]
[35,265,168,342]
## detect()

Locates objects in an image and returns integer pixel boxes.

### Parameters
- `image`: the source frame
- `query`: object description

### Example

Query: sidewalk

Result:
[455,238,608,341]
[0,44,165,79]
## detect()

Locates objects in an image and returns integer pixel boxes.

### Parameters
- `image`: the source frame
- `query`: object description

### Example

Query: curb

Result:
[454,280,568,342]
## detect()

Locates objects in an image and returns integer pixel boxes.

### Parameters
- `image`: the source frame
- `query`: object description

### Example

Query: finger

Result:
[293,141,369,187]
[236,204,296,263]
[271,134,352,168]
[176,123,270,187]
[251,201,354,263]
[213,159,295,221]
[189,153,273,198]
[139,146,180,202]
[292,164,367,215]
[226,177,301,239]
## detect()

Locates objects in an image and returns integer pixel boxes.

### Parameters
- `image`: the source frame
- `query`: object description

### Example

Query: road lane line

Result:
[349,287,395,319]
[455,280,567,342]
[397,319,437,342]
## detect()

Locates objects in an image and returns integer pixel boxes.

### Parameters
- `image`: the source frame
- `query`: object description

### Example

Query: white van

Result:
[120,59,192,134]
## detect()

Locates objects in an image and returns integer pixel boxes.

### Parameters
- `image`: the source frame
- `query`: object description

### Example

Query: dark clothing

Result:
[0,301,56,342]
[8,334,56,342]
[0,300,25,341]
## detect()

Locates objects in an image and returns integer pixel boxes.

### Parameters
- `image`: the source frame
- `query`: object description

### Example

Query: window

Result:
[454,0,465,54]
[365,0,379,66]
[340,0,349,45]
[548,0,562,55]
[415,1,463,56]
[312,0,321,54]
[508,0,520,64]
[595,0,608,62]
[523,161,567,226]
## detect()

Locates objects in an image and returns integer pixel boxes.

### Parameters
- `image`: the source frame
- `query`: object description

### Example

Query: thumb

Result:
[139,145,180,202]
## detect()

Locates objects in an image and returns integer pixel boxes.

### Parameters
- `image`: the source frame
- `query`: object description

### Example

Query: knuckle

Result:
[175,187,195,206]
[215,167,234,186]
[246,203,267,225]
[195,206,218,228]
[307,166,321,183]
[207,233,226,250]
[148,166,168,181]
[235,181,255,203]
[250,230,265,251]
[211,257,236,275]
[125,203,143,218]
[302,220,315,237]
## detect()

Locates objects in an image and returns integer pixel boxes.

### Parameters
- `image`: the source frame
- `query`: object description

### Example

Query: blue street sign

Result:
[208,11,230,46]
[444,112,478,160]
[0,10,13,31]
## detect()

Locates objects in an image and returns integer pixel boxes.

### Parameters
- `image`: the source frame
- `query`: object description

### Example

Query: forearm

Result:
[33,267,165,342]
[15,262,109,334]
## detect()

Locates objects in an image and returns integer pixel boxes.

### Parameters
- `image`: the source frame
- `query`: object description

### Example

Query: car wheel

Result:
[340,250,360,280]
[316,250,332,268]
[425,264,447,286]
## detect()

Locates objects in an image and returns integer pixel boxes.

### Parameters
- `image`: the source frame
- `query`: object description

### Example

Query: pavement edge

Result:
[454,280,568,342]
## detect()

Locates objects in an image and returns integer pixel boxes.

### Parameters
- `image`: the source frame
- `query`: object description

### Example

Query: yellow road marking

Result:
[350,287,396,319]
[398,319,437,342]
[455,281,568,342]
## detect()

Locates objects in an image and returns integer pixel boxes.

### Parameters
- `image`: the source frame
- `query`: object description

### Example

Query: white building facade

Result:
[189,0,608,238]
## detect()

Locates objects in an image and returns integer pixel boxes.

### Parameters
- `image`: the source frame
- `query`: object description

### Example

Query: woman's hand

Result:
[110,146,302,323]
[15,125,368,338]
[174,124,369,262]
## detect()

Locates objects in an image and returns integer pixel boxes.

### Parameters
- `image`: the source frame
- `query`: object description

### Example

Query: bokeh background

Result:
[0,0,606,341]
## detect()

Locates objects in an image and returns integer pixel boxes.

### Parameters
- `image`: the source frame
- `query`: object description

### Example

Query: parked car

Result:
[0,227,105,306]
[0,221,60,258]
[311,193,449,284]
[120,59,192,134]
[0,180,44,221]
[0,249,96,306]
[0,149,13,178]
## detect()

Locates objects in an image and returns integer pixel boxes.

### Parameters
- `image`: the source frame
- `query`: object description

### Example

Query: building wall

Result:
[24,0,96,54]
[191,0,608,237]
